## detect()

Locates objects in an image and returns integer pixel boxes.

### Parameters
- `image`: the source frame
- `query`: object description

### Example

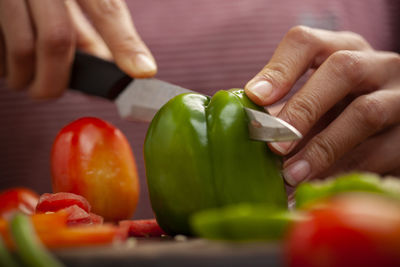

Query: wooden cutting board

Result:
[55,238,283,267]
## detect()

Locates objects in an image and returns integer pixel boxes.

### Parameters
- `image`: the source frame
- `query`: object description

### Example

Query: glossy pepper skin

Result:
[144,89,287,235]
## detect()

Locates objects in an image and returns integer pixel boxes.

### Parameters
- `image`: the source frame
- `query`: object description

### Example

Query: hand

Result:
[245,26,400,186]
[0,0,157,98]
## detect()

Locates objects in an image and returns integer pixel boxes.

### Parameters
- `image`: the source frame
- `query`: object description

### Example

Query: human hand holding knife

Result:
[69,51,302,142]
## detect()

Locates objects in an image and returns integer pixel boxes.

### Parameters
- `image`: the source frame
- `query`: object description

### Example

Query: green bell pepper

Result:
[144,89,287,235]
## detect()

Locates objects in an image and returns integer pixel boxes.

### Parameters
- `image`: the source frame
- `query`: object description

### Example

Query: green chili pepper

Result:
[145,89,287,235]
[10,213,64,267]
[0,234,19,267]
[190,204,303,241]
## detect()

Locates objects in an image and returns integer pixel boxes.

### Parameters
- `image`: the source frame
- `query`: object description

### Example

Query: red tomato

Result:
[36,192,91,213]
[0,187,39,219]
[286,193,400,267]
[51,117,139,222]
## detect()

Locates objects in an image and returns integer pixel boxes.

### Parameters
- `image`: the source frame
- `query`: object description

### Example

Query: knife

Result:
[69,51,302,142]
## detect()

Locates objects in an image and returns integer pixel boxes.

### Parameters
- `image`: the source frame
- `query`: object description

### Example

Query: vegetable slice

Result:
[295,172,400,209]
[0,187,39,219]
[119,219,166,237]
[190,204,303,241]
[36,192,91,213]
[10,213,64,267]
[0,234,18,267]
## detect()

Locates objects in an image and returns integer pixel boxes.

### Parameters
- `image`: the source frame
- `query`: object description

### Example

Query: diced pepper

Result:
[119,219,166,237]
[36,192,91,213]
[10,213,65,267]
[31,212,117,248]
[62,205,92,226]
[1,212,119,250]
[37,224,120,249]
[89,213,104,225]
[32,211,69,231]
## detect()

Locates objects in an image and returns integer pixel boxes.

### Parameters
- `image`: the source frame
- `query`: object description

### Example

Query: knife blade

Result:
[69,51,302,142]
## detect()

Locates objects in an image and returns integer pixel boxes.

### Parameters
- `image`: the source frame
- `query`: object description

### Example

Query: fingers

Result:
[283,87,400,186]
[77,0,157,78]
[27,0,75,98]
[245,26,372,106]
[270,51,400,155]
[0,0,35,89]
[325,125,400,177]
[65,0,112,60]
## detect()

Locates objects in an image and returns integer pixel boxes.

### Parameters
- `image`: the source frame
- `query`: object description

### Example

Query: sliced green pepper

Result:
[296,172,400,208]
[10,213,64,267]
[0,234,19,267]
[190,204,303,241]
[145,89,287,235]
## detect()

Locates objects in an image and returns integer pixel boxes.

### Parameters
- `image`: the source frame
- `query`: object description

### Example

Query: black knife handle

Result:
[69,51,133,100]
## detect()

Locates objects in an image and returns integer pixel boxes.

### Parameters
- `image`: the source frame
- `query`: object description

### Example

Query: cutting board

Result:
[55,238,283,267]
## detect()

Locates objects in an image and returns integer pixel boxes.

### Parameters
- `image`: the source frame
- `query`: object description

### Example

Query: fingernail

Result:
[270,141,294,155]
[246,80,273,102]
[283,160,311,186]
[131,54,157,77]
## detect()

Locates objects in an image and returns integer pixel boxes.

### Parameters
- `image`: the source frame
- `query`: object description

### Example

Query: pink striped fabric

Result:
[0,0,398,218]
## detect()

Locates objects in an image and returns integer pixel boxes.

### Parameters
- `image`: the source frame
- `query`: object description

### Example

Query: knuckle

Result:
[327,50,366,85]
[352,95,387,130]
[41,27,74,54]
[391,52,400,65]
[9,42,35,62]
[96,0,126,15]
[307,135,338,169]
[112,34,145,54]
[285,94,321,127]
[385,52,400,74]
[342,31,371,50]
[285,25,316,46]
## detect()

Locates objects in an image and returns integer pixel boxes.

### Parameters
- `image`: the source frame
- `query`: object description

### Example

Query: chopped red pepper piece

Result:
[0,188,39,219]
[62,205,92,226]
[89,213,104,225]
[1,212,120,249]
[119,219,166,237]
[36,192,91,214]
